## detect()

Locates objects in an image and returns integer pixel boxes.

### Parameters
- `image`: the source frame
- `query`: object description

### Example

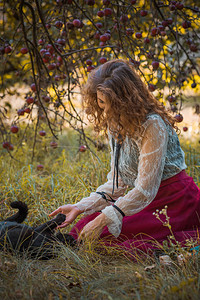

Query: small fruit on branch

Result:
[175,114,183,122]
[79,145,87,152]
[20,48,28,54]
[26,96,34,105]
[152,61,159,70]
[37,164,44,171]
[11,125,19,133]
[50,141,58,148]
[39,130,46,137]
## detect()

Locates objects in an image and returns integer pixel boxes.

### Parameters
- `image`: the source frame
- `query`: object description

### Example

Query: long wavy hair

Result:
[82,59,177,140]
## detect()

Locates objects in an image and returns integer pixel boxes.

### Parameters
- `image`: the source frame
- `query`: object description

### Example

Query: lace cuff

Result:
[75,192,111,215]
[101,205,123,238]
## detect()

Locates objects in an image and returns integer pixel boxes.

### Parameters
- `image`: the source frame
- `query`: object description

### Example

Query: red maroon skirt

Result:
[69,170,200,257]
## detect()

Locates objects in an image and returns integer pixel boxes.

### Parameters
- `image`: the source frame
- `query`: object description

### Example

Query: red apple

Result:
[96,22,103,28]
[151,27,159,36]
[39,130,46,136]
[182,20,191,29]
[140,10,148,16]
[169,4,176,11]
[46,44,54,54]
[38,39,45,45]
[176,2,184,10]
[120,14,128,23]
[66,22,74,29]
[54,75,61,81]
[48,63,56,70]
[79,145,87,152]
[26,96,34,104]
[94,31,100,39]
[56,38,66,46]
[152,61,159,70]
[167,18,173,25]
[104,8,112,16]
[56,0,63,6]
[168,95,176,102]
[31,83,36,92]
[175,114,183,122]
[73,19,81,28]
[37,164,44,171]
[189,44,198,52]
[50,141,58,148]
[3,141,10,149]
[97,10,104,17]
[43,57,50,64]
[160,31,166,36]
[103,0,110,4]
[24,107,31,113]
[87,65,95,72]
[43,51,51,59]
[43,95,51,103]
[55,20,63,29]
[8,144,14,151]
[157,25,165,32]
[86,59,93,66]
[17,109,25,116]
[4,46,12,54]
[40,49,47,56]
[148,84,156,92]
[20,47,28,54]
[161,20,168,27]
[99,57,107,64]
[99,42,105,47]
[57,56,63,64]
[105,32,111,40]
[11,125,19,133]
[100,34,109,42]
[135,32,142,39]
[144,37,150,43]
[183,127,188,132]
[0,47,5,55]
[126,28,134,35]
[85,0,95,5]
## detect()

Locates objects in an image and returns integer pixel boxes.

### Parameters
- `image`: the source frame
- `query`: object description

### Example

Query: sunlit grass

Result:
[0,129,200,299]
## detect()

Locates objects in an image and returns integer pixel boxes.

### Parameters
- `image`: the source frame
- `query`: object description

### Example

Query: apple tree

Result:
[0,0,200,159]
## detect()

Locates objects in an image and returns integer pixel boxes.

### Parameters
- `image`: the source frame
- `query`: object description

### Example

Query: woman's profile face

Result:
[97,90,110,114]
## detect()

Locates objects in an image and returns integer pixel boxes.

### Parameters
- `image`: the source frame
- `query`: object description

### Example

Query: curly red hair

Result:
[82,59,177,140]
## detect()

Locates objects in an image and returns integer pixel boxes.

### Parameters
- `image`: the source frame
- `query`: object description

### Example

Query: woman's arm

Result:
[75,142,127,214]
[101,117,169,237]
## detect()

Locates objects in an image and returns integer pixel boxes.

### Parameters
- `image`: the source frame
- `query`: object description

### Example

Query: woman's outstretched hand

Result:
[49,204,82,228]
[78,213,110,242]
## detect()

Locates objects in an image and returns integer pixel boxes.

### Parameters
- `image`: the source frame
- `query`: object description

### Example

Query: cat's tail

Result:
[5,201,28,223]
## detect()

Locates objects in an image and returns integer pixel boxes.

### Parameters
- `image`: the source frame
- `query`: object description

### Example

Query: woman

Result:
[50,59,200,256]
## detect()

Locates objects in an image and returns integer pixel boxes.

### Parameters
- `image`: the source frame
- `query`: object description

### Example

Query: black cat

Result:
[0,201,76,259]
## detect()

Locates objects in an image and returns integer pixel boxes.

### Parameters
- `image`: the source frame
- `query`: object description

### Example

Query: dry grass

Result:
[0,129,200,299]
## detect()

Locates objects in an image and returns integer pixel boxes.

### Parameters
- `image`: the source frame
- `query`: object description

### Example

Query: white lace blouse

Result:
[75,114,187,237]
